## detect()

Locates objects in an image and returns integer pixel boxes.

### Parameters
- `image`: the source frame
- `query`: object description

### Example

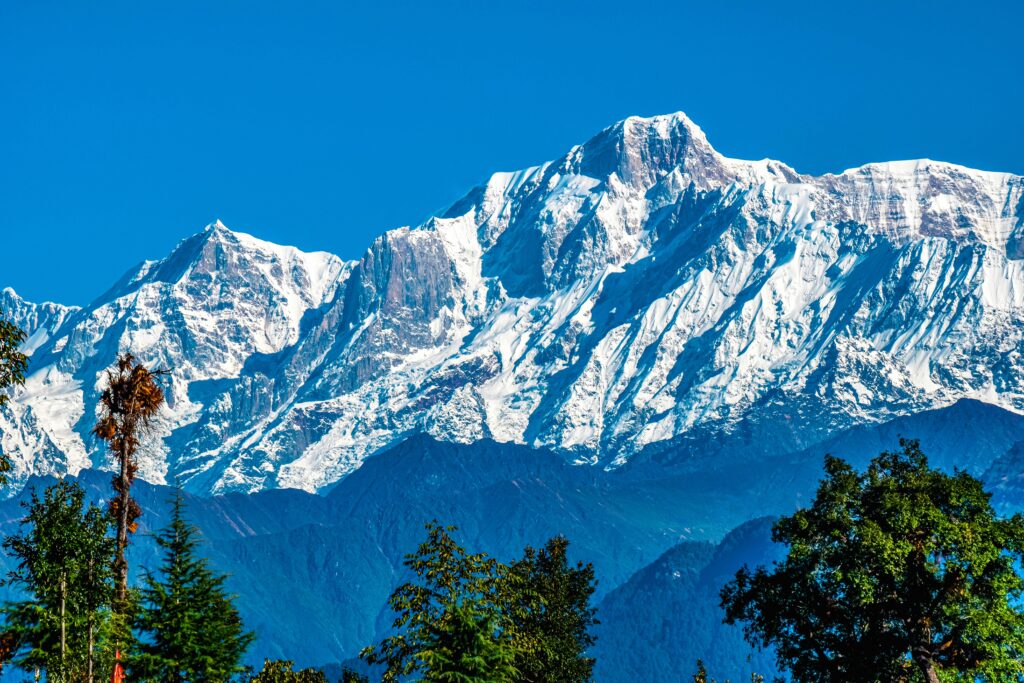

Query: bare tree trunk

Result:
[87,556,95,683]
[914,653,941,683]
[87,616,94,683]
[60,573,66,680]
[115,452,130,608]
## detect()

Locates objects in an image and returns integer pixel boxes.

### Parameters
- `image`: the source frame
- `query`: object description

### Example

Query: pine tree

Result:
[419,600,518,683]
[133,489,253,682]
[503,536,598,683]
[2,480,114,682]
[92,352,165,616]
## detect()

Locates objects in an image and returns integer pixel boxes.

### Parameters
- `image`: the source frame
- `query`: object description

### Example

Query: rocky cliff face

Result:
[2,113,1023,493]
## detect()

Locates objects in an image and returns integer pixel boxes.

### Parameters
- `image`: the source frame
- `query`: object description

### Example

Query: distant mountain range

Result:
[2,112,1024,680]
[2,112,1023,494]
[3,112,1024,495]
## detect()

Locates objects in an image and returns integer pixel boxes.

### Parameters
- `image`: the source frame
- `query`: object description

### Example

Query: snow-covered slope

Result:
[2,113,1023,493]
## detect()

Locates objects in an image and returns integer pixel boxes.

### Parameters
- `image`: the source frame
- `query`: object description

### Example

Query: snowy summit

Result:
[2,112,1023,494]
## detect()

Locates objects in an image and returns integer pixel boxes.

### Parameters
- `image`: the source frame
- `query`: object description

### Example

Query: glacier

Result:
[1,112,1022,494]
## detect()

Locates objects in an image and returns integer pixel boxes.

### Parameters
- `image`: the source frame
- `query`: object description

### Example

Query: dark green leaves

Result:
[132,490,254,683]
[361,522,599,683]
[721,439,1024,682]
[2,480,115,680]
[0,311,27,409]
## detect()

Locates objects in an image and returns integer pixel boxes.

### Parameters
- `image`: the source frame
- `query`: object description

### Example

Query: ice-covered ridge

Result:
[2,111,1024,494]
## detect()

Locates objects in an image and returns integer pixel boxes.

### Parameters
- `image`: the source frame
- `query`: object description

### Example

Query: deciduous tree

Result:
[721,439,1024,682]
[504,536,598,683]
[0,311,27,487]
[361,522,515,682]
[2,480,114,682]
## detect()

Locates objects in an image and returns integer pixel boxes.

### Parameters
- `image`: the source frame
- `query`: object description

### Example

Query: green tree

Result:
[503,536,598,683]
[92,352,166,615]
[361,522,515,682]
[720,439,1024,682]
[0,310,27,408]
[419,599,518,683]
[2,480,114,682]
[247,658,329,682]
[133,489,253,682]
[340,667,370,683]
[0,310,28,487]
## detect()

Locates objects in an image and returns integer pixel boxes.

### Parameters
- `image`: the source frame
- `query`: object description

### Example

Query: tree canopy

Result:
[132,489,253,682]
[0,311,27,409]
[2,480,114,681]
[361,522,599,683]
[505,536,598,683]
[0,310,27,487]
[720,439,1024,682]
[247,659,330,682]
[92,352,165,613]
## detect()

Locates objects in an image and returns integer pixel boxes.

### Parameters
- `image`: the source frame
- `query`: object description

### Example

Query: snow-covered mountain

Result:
[2,112,1023,494]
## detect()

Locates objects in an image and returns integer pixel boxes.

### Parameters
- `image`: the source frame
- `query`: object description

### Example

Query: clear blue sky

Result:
[3,0,1022,305]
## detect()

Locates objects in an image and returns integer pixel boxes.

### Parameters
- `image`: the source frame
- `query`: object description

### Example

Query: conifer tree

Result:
[419,600,518,683]
[504,536,598,683]
[92,352,165,614]
[133,489,253,682]
[2,480,114,682]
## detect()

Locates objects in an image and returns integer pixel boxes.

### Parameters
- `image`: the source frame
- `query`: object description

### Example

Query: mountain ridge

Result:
[2,111,1023,494]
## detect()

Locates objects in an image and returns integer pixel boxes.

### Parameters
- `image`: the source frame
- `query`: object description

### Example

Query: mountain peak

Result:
[570,110,726,189]
[3,112,1024,495]
[620,111,708,142]
[205,218,231,233]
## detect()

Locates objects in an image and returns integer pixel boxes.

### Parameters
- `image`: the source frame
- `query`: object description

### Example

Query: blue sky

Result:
[2,0,1022,305]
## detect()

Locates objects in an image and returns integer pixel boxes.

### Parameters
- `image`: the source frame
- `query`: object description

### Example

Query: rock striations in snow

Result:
[2,114,1023,494]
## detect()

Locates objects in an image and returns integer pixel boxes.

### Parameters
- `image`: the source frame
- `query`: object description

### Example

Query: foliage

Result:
[132,489,253,682]
[504,536,598,683]
[92,351,166,612]
[418,599,518,683]
[340,667,370,683]
[247,658,330,682]
[0,310,27,409]
[721,439,1024,682]
[0,310,27,488]
[361,522,513,682]
[362,522,600,683]
[1,480,115,682]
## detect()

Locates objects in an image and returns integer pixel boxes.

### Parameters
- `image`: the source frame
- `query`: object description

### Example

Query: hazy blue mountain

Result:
[0,400,1019,680]
[594,517,782,682]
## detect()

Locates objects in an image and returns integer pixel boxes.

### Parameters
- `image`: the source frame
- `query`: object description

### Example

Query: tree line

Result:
[4,308,1024,681]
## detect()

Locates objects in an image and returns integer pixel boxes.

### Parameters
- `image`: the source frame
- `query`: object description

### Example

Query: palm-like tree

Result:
[93,352,165,608]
